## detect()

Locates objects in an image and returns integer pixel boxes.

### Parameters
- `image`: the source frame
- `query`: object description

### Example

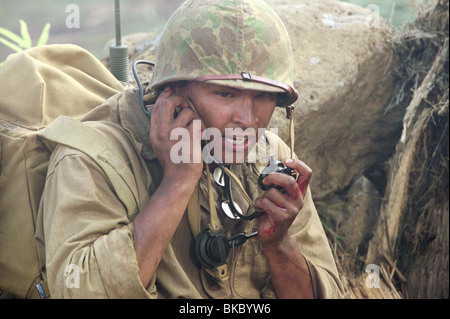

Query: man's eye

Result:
[217,91,232,98]
[257,92,275,99]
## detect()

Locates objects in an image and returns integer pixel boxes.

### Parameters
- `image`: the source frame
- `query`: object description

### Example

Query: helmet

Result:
[149,0,298,106]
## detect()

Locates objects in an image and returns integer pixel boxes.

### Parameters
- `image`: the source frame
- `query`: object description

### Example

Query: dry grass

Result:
[322,0,449,299]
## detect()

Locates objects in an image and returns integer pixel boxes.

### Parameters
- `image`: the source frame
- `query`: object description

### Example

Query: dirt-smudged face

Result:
[177,81,277,164]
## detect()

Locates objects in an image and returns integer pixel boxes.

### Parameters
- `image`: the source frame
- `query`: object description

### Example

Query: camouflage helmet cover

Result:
[149,0,298,106]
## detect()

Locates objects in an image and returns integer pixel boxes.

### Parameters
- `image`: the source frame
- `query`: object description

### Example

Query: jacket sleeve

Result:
[40,145,154,298]
[264,130,344,299]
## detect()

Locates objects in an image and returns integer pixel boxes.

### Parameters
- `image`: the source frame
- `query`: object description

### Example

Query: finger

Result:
[257,197,287,219]
[284,159,312,197]
[154,88,189,124]
[262,172,300,200]
[173,107,198,128]
[261,187,299,213]
[185,117,204,163]
[150,94,188,145]
[150,87,171,123]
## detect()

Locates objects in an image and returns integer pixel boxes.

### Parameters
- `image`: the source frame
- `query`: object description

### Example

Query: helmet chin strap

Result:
[285,104,295,160]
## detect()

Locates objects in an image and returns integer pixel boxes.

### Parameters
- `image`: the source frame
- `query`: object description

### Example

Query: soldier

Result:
[37,0,344,298]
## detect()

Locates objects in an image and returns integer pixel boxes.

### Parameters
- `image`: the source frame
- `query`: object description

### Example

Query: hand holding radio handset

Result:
[149,86,204,184]
[255,158,312,247]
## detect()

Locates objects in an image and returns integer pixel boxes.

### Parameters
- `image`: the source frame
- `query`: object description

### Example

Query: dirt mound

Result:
[268,0,400,200]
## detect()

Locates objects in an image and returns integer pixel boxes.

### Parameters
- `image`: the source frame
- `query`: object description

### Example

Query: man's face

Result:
[177,81,277,165]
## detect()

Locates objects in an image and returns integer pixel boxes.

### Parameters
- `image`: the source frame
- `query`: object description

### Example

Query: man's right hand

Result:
[149,86,204,183]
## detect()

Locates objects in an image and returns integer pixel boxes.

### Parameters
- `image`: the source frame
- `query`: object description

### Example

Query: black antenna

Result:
[109,0,129,82]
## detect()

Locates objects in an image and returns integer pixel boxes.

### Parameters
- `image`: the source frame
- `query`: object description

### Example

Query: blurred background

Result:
[0,0,418,62]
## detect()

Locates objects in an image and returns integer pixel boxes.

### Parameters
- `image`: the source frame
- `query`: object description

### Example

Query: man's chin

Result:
[204,149,247,165]
[221,148,249,165]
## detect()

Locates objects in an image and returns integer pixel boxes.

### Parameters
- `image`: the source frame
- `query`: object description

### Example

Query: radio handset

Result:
[132,60,199,120]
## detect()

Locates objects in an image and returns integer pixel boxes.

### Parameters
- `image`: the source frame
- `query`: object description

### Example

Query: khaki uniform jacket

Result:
[36,89,344,299]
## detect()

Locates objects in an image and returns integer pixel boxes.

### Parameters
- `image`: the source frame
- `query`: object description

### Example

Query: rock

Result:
[265,0,402,199]
[320,174,381,261]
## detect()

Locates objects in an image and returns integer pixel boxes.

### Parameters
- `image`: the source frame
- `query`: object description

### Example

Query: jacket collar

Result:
[118,89,157,161]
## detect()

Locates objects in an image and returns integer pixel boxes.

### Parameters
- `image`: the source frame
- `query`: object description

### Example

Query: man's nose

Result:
[232,96,255,127]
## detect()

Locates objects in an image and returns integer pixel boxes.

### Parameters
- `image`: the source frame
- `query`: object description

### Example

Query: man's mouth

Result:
[223,135,253,152]
[225,136,247,145]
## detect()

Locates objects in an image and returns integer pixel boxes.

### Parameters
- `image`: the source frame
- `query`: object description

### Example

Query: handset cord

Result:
[132,60,155,117]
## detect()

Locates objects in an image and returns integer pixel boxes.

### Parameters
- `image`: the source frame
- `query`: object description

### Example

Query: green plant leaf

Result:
[0,26,26,48]
[0,61,5,68]
[19,20,32,49]
[37,23,51,46]
[0,36,23,52]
